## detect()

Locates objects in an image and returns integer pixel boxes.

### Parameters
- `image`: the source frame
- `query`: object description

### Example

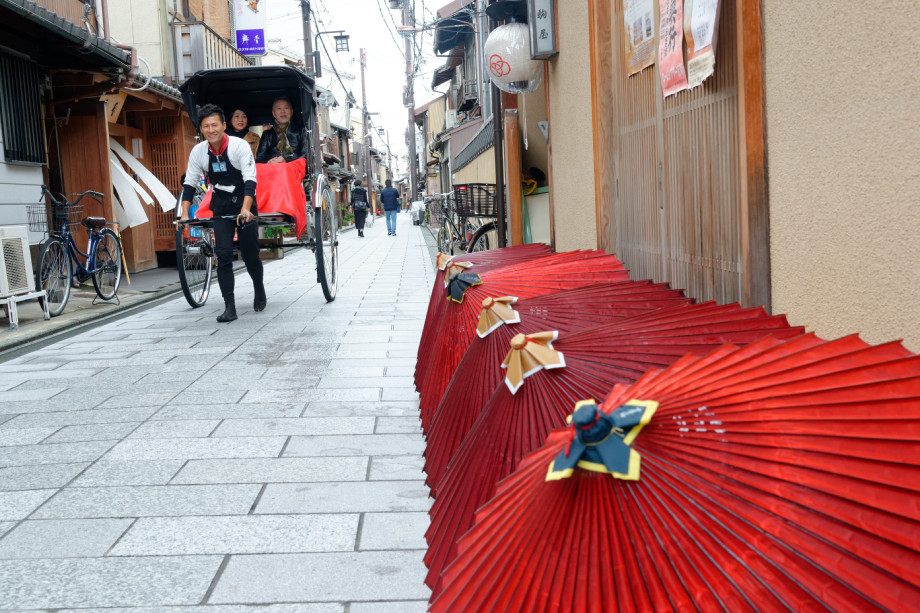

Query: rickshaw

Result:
[176,65,338,305]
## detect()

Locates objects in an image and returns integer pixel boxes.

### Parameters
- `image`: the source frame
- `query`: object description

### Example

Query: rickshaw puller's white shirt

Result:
[182,135,257,202]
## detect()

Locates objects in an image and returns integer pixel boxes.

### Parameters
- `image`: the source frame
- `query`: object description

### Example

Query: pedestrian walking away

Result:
[180,103,266,323]
[351,180,369,237]
[381,179,400,236]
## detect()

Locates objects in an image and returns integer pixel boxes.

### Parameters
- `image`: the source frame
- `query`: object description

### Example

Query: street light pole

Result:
[360,48,374,210]
[401,0,419,202]
[300,0,321,176]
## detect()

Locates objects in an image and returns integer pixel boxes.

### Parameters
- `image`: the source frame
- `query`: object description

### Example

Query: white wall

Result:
[109,0,170,78]
[0,125,45,245]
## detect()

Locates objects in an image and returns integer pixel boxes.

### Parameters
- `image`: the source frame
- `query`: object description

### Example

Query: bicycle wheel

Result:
[313,174,338,302]
[176,223,214,308]
[437,224,454,254]
[467,221,498,253]
[91,228,123,300]
[35,237,72,317]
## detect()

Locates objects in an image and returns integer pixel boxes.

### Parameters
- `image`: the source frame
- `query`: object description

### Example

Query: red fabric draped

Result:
[195,158,308,238]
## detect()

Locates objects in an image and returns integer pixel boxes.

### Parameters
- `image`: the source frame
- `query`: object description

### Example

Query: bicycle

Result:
[434,185,498,254]
[29,185,124,317]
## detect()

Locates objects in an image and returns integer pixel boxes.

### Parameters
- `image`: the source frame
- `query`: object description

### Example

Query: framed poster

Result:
[658,0,688,97]
[624,0,656,75]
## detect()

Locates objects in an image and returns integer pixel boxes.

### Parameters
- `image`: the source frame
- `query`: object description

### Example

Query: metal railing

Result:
[173,21,253,84]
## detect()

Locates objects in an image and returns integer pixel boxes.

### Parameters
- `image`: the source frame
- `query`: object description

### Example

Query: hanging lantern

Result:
[483,22,543,94]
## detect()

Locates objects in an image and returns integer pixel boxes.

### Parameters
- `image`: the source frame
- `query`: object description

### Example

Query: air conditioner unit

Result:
[445,109,458,129]
[0,226,33,299]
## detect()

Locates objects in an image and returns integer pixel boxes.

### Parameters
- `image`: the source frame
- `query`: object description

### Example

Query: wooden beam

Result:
[588,0,613,252]
[504,109,523,246]
[737,0,770,310]
[543,62,555,250]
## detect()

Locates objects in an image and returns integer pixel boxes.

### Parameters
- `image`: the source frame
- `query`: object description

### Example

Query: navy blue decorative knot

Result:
[447,272,482,303]
[546,398,658,482]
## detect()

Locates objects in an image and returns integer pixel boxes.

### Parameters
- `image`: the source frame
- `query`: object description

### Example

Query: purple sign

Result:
[236,29,265,55]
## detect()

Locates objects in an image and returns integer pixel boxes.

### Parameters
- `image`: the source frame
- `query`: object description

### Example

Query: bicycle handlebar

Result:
[40,184,104,207]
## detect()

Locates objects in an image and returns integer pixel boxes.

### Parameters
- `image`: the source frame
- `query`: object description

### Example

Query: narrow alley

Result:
[0,213,434,611]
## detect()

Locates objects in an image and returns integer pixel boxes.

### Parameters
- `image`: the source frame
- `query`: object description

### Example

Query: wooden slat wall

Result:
[601,0,751,305]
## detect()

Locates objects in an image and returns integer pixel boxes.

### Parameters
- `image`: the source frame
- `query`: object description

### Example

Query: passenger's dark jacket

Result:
[255,123,307,163]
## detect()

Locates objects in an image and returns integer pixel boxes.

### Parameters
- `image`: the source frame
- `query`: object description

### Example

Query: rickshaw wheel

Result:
[176,223,213,308]
[312,174,337,302]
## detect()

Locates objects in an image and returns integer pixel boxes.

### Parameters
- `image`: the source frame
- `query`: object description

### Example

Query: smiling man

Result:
[256,97,307,164]
[180,103,266,323]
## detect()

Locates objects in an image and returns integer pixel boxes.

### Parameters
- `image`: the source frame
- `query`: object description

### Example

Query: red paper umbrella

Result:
[424,302,807,592]
[417,251,630,432]
[424,280,693,493]
[430,335,920,612]
[417,244,552,393]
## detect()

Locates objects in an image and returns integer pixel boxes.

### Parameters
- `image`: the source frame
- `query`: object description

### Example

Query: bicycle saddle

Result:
[81,217,107,229]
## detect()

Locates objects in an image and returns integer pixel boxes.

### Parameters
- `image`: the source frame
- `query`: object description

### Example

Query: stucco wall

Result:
[764,1,920,351]
[109,0,170,78]
[546,1,596,251]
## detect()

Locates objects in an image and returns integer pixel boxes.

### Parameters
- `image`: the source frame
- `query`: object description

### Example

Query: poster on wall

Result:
[684,0,721,88]
[235,0,266,56]
[658,0,688,96]
[624,0,656,75]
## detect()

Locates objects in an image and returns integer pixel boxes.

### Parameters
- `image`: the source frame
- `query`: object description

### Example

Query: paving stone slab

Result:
[0,489,56,520]
[46,422,141,443]
[0,427,58,446]
[208,550,430,603]
[375,416,423,434]
[171,457,368,485]
[243,388,381,404]
[0,556,223,609]
[0,387,67,403]
[359,512,429,551]
[71,459,186,487]
[105,437,286,461]
[283,433,425,458]
[301,401,419,418]
[212,417,374,438]
[56,605,344,613]
[380,389,420,401]
[0,518,133,559]
[0,521,13,536]
[96,392,181,409]
[349,601,429,613]
[128,419,221,439]
[0,440,114,468]
[109,514,359,556]
[0,407,158,430]
[153,403,305,421]
[0,462,89,491]
[316,376,414,389]
[32,484,261,518]
[256,481,430,514]
[368,456,426,482]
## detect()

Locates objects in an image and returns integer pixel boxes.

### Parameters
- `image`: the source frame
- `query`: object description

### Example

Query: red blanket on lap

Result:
[196,158,308,238]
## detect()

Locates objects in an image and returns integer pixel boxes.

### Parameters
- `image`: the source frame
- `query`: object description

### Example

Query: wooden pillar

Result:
[589,0,614,253]
[737,0,770,310]
[504,109,523,246]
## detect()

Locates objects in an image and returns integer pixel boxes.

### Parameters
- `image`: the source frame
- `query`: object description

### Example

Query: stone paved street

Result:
[0,212,435,611]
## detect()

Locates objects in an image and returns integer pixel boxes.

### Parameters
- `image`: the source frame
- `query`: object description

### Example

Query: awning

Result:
[433,2,473,54]
[0,0,131,70]
[432,54,463,88]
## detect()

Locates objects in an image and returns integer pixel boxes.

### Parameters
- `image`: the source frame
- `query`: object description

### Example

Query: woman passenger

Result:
[226,108,260,158]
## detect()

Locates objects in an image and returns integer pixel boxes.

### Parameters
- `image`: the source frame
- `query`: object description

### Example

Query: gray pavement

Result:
[0,211,437,611]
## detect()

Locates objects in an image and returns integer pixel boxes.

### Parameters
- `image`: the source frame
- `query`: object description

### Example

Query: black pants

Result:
[211,192,263,304]
[354,208,367,230]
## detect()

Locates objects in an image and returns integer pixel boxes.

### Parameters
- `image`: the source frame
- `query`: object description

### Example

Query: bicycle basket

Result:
[27,205,50,233]
[51,205,83,233]
[453,183,496,217]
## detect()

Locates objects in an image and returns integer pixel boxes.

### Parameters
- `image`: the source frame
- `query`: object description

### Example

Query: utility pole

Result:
[360,48,374,210]
[300,1,321,175]
[402,0,419,202]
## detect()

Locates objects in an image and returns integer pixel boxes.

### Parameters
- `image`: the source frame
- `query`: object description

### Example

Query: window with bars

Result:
[0,49,46,165]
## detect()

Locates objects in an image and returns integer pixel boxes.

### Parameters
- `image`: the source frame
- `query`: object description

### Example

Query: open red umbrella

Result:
[424,280,693,493]
[417,251,630,432]
[424,302,807,592]
[430,334,920,612]
[417,244,552,393]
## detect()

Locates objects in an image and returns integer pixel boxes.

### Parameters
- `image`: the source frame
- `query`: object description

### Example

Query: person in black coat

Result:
[255,97,307,164]
[350,180,369,237]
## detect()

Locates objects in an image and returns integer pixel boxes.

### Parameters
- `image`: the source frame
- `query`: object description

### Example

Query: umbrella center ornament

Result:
[546,399,658,482]
[501,331,565,394]
[477,296,520,338]
[443,261,474,288]
[436,252,454,270]
[446,271,482,303]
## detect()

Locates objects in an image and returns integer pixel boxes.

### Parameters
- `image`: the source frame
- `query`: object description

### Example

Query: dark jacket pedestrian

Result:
[351,180,369,237]
[380,183,401,211]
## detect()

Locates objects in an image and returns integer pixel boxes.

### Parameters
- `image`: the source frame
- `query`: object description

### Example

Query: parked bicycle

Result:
[431,184,498,254]
[28,185,123,317]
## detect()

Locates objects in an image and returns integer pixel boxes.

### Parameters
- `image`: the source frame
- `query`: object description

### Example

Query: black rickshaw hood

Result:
[179,65,315,129]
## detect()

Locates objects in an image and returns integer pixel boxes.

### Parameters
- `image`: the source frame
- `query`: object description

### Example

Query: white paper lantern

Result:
[483,22,543,94]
